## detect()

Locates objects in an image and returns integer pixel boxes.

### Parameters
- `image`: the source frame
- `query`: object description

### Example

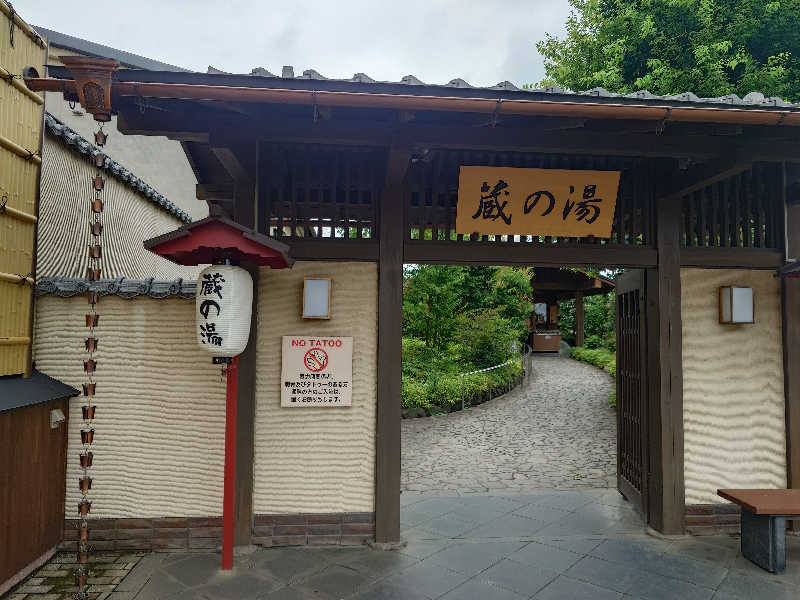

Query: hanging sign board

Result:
[456,166,621,238]
[281,336,353,407]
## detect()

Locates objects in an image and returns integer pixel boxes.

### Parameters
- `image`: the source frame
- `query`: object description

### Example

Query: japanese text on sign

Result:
[281,336,353,407]
[198,271,225,347]
[456,166,621,238]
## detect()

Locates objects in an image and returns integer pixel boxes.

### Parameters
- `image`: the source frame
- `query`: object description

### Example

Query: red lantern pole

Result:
[222,356,238,570]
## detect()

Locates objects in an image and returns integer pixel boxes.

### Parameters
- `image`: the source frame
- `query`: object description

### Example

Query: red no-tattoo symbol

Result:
[303,348,329,372]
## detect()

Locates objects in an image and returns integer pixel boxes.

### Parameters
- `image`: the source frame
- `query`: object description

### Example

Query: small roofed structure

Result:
[144,215,293,268]
[530,268,615,351]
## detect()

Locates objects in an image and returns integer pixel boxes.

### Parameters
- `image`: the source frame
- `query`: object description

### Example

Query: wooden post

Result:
[575,291,585,347]
[233,262,258,546]
[375,146,410,544]
[783,163,800,494]
[232,175,257,547]
[651,195,685,534]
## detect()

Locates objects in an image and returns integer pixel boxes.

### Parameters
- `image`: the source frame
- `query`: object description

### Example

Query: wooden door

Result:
[615,269,648,514]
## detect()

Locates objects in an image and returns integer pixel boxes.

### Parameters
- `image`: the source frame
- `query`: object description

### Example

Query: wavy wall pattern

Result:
[37,139,199,281]
[34,295,226,518]
[681,268,786,505]
[253,262,378,514]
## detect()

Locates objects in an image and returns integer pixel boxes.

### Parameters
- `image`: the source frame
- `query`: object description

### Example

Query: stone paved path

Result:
[5,552,145,599]
[402,355,616,495]
[105,490,800,599]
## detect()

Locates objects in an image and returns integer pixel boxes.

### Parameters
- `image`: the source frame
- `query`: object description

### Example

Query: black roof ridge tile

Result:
[44,113,192,223]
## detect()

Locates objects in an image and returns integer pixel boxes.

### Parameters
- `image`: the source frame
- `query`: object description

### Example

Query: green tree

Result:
[491,267,534,334]
[459,266,499,312]
[402,265,465,349]
[537,0,800,102]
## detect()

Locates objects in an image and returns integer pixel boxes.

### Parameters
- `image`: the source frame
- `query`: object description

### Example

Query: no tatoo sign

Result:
[281,336,353,407]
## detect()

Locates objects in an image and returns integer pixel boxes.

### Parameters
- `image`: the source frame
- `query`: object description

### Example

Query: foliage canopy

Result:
[537,0,800,102]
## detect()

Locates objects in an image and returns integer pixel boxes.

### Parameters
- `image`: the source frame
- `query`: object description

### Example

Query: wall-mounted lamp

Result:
[303,278,332,319]
[719,286,754,324]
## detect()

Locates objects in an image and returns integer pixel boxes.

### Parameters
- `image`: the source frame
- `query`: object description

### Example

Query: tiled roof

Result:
[36,277,197,299]
[207,65,799,109]
[45,113,192,223]
[36,26,189,72]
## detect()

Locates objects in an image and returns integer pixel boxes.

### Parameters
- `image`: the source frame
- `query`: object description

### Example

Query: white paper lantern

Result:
[196,265,253,358]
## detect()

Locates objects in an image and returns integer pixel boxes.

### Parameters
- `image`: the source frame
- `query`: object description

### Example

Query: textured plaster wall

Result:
[253,262,378,514]
[34,295,225,518]
[682,268,786,505]
[38,138,200,281]
[44,93,207,221]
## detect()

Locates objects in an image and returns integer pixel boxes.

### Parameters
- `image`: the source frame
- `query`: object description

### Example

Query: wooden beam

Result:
[575,291,585,347]
[660,155,752,200]
[533,280,608,292]
[196,183,234,202]
[114,101,800,161]
[375,144,411,545]
[404,241,658,268]
[679,247,783,269]
[288,239,379,262]
[651,194,685,534]
[212,146,252,184]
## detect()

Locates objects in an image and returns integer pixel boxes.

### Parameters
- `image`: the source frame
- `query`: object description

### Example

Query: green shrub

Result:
[571,346,616,379]
[608,390,617,408]
[401,374,429,409]
[584,334,603,349]
[401,337,427,364]
[427,374,463,407]
[455,312,521,369]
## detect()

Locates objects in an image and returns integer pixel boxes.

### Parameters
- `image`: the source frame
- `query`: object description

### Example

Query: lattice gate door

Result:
[615,269,649,515]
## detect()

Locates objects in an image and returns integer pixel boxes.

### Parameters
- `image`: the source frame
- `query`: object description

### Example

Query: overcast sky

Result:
[17,0,571,87]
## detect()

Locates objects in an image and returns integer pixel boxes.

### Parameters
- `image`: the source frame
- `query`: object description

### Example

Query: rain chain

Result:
[77,122,107,600]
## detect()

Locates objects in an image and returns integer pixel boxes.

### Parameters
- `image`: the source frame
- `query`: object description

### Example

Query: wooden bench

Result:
[717,489,800,573]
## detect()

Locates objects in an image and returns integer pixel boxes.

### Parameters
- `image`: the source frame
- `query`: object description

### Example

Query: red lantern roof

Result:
[144,216,293,268]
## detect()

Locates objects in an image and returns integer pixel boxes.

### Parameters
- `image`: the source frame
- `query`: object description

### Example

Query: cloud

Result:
[18,0,569,87]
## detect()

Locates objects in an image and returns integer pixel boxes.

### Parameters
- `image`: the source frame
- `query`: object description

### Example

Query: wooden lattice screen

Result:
[406,150,656,247]
[258,143,384,240]
[680,162,784,249]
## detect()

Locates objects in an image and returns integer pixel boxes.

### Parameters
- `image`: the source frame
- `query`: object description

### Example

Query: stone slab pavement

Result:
[402,355,616,495]
[88,490,800,599]
[4,552,145,600]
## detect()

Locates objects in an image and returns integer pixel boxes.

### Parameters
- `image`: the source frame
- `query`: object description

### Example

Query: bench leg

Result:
[741,509,786,573]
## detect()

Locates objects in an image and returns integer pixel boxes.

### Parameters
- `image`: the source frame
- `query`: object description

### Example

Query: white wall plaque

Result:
[281,336,353,407]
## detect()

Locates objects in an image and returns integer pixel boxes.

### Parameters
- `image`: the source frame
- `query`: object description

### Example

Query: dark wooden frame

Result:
[615,269,649,517]
[375,146,411,543]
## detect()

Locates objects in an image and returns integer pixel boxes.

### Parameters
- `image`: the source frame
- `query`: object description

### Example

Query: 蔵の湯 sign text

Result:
[456,166,621,238]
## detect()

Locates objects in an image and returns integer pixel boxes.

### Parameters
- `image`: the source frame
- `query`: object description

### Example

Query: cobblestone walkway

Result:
[402,355,616,495]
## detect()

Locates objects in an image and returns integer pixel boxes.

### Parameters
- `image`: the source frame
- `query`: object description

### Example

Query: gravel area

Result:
[402,354,616,495]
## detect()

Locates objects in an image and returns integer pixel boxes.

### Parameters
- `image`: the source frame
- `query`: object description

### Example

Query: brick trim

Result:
[685,503,741,535]
[61,512,375,551]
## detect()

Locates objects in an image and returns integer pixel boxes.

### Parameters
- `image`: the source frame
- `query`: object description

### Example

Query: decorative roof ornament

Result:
[446,78,473,88]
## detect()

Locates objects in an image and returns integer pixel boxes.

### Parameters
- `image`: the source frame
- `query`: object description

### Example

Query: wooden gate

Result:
[615,269,648,514]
